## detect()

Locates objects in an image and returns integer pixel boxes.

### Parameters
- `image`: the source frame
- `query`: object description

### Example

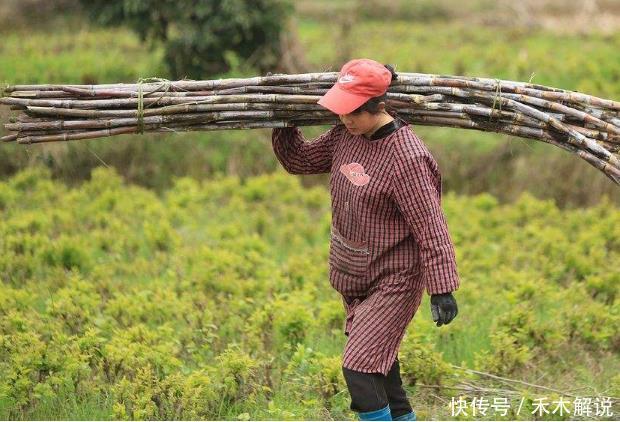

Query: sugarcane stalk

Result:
[395,75,620,110]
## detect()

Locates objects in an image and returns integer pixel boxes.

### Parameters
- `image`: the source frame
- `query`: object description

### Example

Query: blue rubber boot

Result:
[358,404,392,421]
[392,410,416,421]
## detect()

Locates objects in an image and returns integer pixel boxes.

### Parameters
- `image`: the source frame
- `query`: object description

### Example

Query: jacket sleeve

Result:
[392,151,460,295]
[271,125,342,175]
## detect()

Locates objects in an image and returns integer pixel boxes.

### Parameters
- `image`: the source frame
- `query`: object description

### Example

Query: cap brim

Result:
[317,84,369,115]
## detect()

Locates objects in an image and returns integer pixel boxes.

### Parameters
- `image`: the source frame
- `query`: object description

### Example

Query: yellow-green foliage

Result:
[0,166,618,420]
[0,28,165,85]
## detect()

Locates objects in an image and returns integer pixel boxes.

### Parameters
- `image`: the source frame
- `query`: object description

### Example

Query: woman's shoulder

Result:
[392,123,434,160]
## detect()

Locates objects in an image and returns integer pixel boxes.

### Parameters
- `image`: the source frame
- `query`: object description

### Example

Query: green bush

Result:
[79,0,294,78]
[0,166,617,419]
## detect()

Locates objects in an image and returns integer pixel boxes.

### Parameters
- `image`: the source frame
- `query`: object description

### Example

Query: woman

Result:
[271,58,460,421]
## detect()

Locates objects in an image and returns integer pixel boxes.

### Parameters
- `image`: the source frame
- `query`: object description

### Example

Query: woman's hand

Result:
[430,292,458,327]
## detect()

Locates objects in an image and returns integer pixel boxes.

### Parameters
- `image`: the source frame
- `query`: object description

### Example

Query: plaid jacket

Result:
[272,122,460,297]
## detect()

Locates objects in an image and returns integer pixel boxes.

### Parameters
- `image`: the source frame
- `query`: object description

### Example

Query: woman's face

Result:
[339,111,383,136]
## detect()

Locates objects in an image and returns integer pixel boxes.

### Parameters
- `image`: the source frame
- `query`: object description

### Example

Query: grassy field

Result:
[0,27,165,85]
[0,166,618,420]
[297,19,620,99]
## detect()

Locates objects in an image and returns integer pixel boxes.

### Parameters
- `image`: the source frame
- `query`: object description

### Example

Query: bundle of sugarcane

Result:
[1,73,619,185]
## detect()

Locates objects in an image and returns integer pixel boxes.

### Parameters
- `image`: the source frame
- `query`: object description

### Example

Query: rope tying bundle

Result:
[135,77,175,134]
[490,78,503,122]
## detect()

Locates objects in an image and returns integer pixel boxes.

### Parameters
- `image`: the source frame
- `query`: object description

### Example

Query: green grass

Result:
[1,19,618,97]
[297,19,620,99]
[0,27,165,85]
[4,391,115,421]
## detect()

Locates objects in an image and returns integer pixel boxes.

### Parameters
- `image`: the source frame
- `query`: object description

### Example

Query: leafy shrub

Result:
[399,331,455,387]
[282,344,347,411]
[79,0,294,78]
[0,167,617,420]
[473,330,533,375]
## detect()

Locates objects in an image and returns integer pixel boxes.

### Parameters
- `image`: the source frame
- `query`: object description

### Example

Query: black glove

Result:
[430,292,458,327]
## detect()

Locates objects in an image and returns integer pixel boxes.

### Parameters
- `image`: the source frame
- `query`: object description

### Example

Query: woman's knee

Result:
[342,366,389,413]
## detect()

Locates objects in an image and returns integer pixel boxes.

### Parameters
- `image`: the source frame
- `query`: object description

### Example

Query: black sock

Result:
[384,358,413,418]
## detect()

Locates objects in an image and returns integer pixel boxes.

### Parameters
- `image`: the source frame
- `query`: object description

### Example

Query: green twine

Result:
[137,79,144,134]
[490,78,502,121]
[135,77,174,134]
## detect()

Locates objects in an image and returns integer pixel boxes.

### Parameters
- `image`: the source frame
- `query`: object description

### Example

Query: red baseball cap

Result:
[318,58,392,115]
